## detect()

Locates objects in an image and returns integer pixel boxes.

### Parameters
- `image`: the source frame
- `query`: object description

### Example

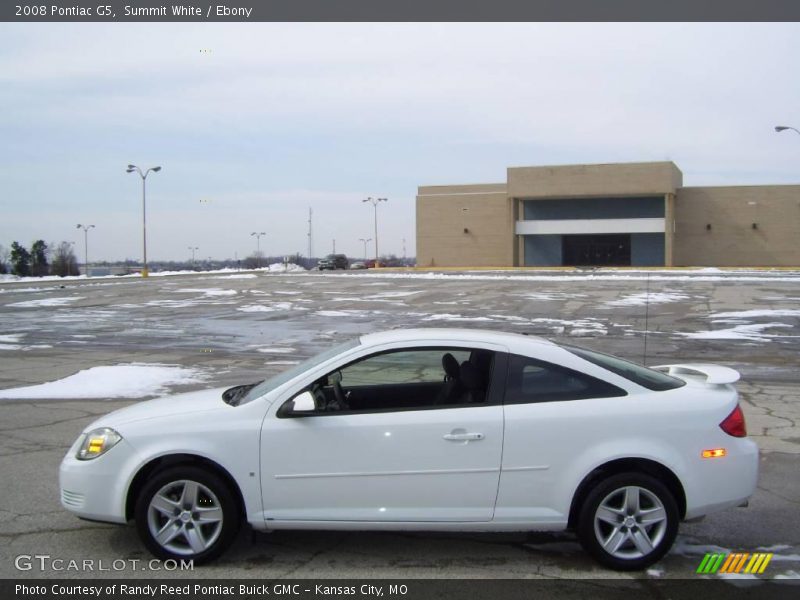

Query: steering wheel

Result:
[332,380,350,411]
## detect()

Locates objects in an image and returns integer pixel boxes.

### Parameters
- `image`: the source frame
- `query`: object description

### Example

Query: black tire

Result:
[134,466,240,564]
[576,472,678,571]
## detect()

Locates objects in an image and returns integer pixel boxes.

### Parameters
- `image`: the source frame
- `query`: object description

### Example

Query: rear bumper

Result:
[683,438,759,520]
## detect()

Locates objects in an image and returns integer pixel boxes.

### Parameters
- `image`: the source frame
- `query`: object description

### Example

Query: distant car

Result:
[59,329,757,569]
[363,259,376,268]
[349,261,367,270]
[317,254,349,270]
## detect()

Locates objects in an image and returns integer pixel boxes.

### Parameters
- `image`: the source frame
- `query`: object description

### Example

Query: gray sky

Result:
[1,23,799,262]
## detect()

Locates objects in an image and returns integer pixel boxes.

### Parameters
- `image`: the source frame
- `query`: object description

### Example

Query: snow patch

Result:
[255,347,296,354]
[678,323,793,341]
[7,296,84,308]
[606,291,691,307]
[174,288,238,297]
[0,334,24,343]
[711,309,800,319]
[0,364,208,399]
[422,313,495,322]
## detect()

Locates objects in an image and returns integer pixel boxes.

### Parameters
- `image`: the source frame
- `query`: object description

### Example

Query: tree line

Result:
[0,240,80,277]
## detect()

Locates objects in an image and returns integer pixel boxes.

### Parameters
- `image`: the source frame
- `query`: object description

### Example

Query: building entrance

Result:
[562,234,631,266]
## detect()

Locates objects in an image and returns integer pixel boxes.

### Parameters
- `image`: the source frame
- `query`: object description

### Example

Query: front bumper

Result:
[59,437,141,524]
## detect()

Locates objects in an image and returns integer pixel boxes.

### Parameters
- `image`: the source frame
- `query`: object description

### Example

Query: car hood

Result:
[86,387,229,430]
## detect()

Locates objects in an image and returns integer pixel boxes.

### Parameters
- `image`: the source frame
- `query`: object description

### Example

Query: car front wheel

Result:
[577,472,678,570]
[134,466,240,564]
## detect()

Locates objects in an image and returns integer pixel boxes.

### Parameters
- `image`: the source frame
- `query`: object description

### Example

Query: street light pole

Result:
[188,246,199,268]
[359,237,372,260]
[251,232,266,268]
[76,224,95,277]
[775,125,800,136]
[362,197,387,265]
[126,164,161,277]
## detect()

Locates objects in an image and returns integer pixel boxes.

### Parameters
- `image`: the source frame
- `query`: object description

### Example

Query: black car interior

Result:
[307,349,495,413]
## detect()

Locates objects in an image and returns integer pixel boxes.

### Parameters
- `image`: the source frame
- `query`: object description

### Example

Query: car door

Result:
[259,347,505,522]
[494,353,629,523]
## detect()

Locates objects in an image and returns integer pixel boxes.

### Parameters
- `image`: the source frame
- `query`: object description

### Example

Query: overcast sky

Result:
[1,23,799,262]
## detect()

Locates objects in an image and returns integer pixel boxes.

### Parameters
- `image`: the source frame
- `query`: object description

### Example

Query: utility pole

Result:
[76,224,95,277]
[362,197,387,266]
[307,207,313,262]
[126,164,161,277]
[251,232,266,268]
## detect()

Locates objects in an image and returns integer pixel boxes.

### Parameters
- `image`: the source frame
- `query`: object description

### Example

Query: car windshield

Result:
[237,338,361,405]
[563,344,686,392]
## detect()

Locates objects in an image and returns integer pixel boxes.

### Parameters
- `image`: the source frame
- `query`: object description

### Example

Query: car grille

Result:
[60,489,85,508]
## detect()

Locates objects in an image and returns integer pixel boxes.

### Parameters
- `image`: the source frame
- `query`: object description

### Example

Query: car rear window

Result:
[564,345,686,392]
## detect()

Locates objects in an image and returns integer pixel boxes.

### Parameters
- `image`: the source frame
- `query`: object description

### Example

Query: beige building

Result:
[416,161,800,267]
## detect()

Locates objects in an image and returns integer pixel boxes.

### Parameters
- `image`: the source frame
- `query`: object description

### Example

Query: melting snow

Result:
[710,309,800,319]
[255,347,296,354]
[174,288,238,296]
[678,323,793,341]
[606,291,691,307]
[422,313,495,322]
[0,363,208,399]
[7,296,84,308]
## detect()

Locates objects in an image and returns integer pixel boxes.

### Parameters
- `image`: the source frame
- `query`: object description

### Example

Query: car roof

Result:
[359,328,556,351]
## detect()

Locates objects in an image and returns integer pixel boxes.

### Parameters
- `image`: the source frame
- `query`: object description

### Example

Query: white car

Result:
[59,328,758,570]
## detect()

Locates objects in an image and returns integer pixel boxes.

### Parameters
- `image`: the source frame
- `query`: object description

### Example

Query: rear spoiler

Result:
[651,364,740,385]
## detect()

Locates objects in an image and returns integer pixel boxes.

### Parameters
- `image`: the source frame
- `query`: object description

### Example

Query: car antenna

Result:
[643,271,651,366]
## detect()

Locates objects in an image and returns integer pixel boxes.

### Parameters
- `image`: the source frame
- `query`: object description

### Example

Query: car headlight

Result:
[76,428,122,460]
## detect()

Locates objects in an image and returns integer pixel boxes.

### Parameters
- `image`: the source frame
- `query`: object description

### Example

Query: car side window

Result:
[342,350,470,386]
[299,347,496,414]
[505,353,626,404]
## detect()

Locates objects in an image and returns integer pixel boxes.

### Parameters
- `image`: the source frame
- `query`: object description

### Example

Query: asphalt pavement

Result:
[0,268,798,581]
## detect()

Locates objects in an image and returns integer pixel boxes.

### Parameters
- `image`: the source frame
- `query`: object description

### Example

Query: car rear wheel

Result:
[134,466,240,563]
[577,472,678,570]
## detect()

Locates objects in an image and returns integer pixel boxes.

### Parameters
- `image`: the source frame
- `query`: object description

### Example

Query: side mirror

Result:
[278,391,316,417]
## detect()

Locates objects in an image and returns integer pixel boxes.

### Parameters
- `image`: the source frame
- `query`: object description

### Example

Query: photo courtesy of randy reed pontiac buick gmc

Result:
[59,329,758,571]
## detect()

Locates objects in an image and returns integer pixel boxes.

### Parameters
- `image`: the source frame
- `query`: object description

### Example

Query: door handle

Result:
[443,432,484,441]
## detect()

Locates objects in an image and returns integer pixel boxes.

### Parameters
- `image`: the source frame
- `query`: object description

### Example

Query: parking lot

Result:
[1,268,798,580]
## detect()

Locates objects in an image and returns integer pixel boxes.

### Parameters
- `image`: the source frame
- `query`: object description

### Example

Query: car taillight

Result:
[719,404,747,438]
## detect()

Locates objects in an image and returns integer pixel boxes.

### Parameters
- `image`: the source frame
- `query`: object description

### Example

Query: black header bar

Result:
[3,0,800,23]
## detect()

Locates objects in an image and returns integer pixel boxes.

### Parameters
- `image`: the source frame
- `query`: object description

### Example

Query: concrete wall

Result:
[508,162,682,199]
[416,183,514,267]
[674,185,800,267]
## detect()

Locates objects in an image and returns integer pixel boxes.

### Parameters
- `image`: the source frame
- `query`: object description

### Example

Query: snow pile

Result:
[263,263,306,273]
[0,363,209,400]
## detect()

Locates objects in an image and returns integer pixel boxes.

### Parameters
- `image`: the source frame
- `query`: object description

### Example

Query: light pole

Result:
[359,237,372,260]
[126,164,161,277]
[188,246,199,268]
[362,197,387,265]
[251,232,266,268]
[775,125,800,136]
[76,224,95,277]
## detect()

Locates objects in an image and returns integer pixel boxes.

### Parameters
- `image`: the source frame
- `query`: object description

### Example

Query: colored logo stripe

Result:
[697,553,773,574]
